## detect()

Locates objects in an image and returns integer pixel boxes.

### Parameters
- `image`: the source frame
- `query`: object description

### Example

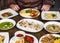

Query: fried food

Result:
[15,38,24,43]
[0,36,5,43]
[41,34,54,43]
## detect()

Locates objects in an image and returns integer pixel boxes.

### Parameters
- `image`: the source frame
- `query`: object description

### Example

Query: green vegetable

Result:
[8,13,13,16]
[52,25,55,29]
[26,10,30,13]
[25,42,30,43]
[54,36,60,40]
[0,22,13,30]
[52,14,56,17]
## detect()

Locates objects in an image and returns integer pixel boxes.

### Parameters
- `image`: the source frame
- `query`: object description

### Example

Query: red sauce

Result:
[25,35,34,43]
[17,34,23,37]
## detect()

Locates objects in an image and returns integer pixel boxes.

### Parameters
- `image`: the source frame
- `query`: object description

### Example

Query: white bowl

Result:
[14,31,25,38]
[0,8,18,19]
[0,19,16,30]
[44,21,60,33]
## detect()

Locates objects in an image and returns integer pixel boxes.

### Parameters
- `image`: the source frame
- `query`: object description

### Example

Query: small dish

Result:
[14,31,25,38]
[0,8,18,19]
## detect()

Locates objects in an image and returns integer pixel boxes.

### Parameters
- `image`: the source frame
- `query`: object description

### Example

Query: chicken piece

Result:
[47,34,54,40]
[41,34,54,43]
[41,37,49,42]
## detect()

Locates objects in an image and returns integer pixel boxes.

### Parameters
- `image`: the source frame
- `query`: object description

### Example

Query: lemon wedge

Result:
[54,39,60,43]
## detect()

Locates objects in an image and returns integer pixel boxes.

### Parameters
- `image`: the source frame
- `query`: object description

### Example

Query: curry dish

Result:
[46,25,60,33]
[20,8,39,18]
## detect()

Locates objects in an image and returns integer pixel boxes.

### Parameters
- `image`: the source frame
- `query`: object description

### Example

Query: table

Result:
[0,0,60,41]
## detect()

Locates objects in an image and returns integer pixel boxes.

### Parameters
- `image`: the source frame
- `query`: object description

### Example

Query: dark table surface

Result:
[50,0,60,11]
[0,0,60,42]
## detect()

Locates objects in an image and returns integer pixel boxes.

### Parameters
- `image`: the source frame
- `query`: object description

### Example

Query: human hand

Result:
[10,4,20,11]
[41,5,51,11]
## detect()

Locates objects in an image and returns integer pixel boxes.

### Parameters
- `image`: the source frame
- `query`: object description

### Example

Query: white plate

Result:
[0,8,18,19]
[0,32,9,43]
[41,11,60,20]
[39,34,60,43]
[10,34,38,43]
[44,21,60,33]
[16,19,44,32]
[19,8,40,18]
[0,19,16,30]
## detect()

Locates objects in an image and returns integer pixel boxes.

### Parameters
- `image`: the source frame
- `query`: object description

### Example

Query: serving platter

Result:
[39,34,60,43]
[16,19,44,32]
